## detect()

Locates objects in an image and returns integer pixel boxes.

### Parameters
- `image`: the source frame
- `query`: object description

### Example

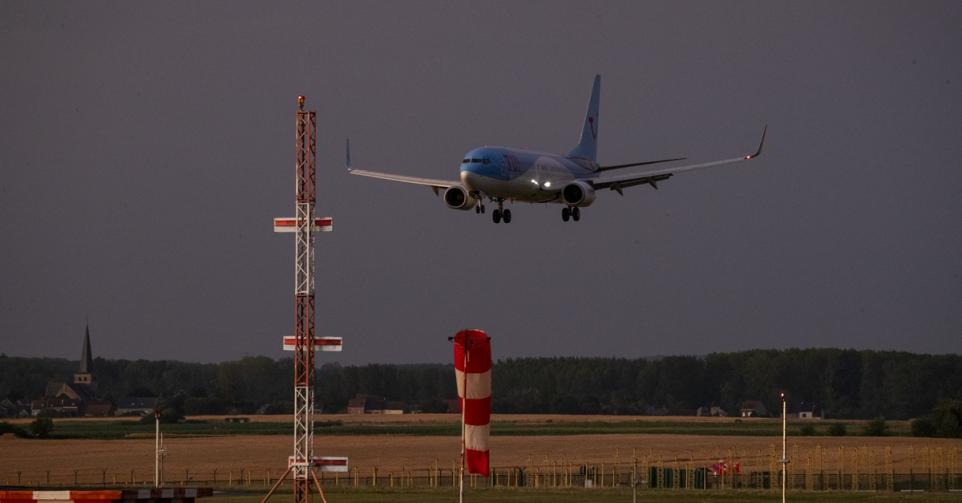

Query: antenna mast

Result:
[263,96,347,503]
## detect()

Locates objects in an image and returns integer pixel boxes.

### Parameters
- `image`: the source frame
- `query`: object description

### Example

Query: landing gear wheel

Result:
[493,198,505,224]
[572,207,581,222]
[562,207,571,222]
[475,205,481,214]
[480,204,485,214]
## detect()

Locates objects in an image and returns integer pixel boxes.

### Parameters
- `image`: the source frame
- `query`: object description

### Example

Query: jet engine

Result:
[561,181,596,207]
[443,185,478,210]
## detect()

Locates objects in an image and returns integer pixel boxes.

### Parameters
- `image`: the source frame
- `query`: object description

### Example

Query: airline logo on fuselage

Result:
[502,154,523,178]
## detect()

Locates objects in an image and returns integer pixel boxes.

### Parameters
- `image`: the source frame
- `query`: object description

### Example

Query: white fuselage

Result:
[458,146,596,204]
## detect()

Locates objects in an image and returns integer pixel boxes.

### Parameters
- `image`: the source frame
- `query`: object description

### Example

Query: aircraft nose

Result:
[460,168,479,189]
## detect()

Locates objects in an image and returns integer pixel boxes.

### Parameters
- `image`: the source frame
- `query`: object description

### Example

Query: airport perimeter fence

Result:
[5,462,962,494]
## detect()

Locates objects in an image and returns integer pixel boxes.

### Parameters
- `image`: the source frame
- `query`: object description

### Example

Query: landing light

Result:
[543,181,551,188]
[531,179,539,185]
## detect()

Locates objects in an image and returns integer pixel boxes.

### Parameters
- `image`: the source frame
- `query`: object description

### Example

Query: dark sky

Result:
[2,2,961,364]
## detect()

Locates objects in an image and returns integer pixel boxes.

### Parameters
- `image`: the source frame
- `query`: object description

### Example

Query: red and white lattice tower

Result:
[268,96,347,503]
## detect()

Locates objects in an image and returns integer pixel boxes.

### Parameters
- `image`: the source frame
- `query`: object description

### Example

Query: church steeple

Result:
[74,324,94,385]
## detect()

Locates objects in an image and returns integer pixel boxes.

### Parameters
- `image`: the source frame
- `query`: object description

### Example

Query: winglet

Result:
[745,124,767,160]
[345,138,352,170]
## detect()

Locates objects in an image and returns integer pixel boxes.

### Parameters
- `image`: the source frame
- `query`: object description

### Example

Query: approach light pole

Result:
[779,391,788,503]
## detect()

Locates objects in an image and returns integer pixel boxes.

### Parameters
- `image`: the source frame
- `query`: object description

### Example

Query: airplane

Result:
[347,75,766,224]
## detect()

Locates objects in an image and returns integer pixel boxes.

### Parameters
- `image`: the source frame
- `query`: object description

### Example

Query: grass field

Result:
[203,488,962,503]
[4,414,914,440]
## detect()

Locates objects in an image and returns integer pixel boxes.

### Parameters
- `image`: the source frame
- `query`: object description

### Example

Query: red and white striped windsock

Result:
[454,329,491,476]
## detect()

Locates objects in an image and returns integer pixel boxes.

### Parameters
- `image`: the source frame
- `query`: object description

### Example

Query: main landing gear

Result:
[561,206,580,222]
[492,199,512,224]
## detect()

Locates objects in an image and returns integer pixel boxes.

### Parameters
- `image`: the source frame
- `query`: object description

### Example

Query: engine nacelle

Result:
[443,185,478,210]
[561,181,596,207]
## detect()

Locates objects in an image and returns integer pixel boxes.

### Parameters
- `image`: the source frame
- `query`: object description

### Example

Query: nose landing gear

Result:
[491,199,512,224]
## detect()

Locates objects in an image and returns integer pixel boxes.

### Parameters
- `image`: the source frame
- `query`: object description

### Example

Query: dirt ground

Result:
[3,414,960,485]
[3,432,961,486]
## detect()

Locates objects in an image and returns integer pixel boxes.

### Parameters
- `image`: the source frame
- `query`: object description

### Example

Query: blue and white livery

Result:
[348,75,766,223]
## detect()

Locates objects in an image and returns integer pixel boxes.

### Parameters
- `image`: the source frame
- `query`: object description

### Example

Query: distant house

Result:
[347,395,407,414]
[0,399,30,419]
[696,406,729,417]
[797,403,823,420]
[739,400,768,418]
[347,395,384,414]
[31,397,82,417]
[382,401,407,415]
[115,397,158,416]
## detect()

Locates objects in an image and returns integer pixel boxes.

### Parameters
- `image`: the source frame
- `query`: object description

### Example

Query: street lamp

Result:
[154,410,161,488]
[779,391,789,503]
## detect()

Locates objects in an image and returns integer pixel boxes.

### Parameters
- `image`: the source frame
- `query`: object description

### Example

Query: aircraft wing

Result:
[345,139,457,192]
[591,125,767,194]
[348,168,457,190]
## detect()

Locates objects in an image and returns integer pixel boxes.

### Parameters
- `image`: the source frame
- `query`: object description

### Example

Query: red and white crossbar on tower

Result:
[272,96,346,503]
[273,217,333,233]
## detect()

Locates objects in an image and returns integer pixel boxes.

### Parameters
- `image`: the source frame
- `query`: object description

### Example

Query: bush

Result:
[932,399,962,438]
[0,421,29,438]
[911,417,937,437]
[138,408,184,425]
[864,417,888,436]
[828,423,847,436]
[799,424,816,436]
[29,417,54,438]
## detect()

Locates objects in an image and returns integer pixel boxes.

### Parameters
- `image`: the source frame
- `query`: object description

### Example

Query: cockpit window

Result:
[471,158,482,163]
[461,159,470,164]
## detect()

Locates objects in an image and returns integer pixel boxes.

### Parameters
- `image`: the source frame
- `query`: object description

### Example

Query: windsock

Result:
[454,329,491,476]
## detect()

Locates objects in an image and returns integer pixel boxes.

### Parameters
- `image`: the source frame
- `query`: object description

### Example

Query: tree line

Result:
[2,348,961,421]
